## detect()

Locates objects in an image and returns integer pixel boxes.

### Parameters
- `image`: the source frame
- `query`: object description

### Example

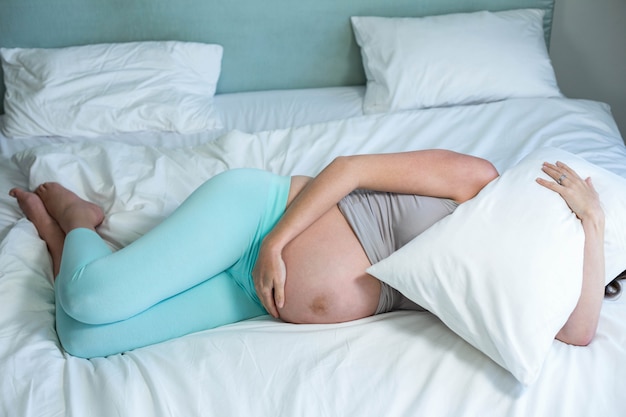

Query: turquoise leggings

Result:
[55,169,291,358]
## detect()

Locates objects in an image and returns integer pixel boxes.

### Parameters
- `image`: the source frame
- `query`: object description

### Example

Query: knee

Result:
[55,268,112,325]
[56,327,94,358]
[55,302,104,358]
[55,287,98,326]
[56,317,118,358]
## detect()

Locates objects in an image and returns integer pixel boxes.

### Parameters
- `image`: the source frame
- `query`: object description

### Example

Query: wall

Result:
[549,0,626,139]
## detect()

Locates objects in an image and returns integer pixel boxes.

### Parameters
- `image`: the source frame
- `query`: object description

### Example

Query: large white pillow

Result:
[367,147,626,385]
[351,9,562,114]
[1,41,223,138]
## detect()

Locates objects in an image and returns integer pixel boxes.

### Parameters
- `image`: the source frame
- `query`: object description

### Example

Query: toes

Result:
[35,182,61,198]
[9,187,30,200]
[35,183,49,199]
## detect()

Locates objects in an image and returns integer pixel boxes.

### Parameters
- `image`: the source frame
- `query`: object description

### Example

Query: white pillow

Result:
[351,9,562,114]
[1,41,223,138]
[367,147,626,385]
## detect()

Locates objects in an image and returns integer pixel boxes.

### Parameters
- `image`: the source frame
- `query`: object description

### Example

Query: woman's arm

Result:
[537,161,606,345]
[254,150,498,318]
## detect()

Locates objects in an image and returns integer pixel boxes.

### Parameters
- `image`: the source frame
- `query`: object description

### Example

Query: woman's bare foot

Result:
[9,188,66,277]
[35,182,104,234]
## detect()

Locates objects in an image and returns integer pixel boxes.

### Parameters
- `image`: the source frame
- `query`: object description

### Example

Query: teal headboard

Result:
[0,0,555,113]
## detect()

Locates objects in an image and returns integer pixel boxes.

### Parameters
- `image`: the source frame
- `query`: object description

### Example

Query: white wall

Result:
[549,0,626,139]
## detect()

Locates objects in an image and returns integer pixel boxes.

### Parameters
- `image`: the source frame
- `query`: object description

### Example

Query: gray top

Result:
[338,190,458,314]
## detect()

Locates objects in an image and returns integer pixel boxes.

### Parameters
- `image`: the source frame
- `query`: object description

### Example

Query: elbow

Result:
[332,155,351,169]
[577,334,595,347]
[456,158,499,203]
[556,326,597,347]
[477,159,499,190]
[329,155,361,187]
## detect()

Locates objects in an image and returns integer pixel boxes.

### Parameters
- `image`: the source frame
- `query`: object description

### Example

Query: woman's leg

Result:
[39,169,290,325]
[55,271,264,358]
[13,168,290,357]
[8,188,66,276]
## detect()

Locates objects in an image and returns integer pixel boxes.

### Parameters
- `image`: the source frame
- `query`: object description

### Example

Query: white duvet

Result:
[1,97,626,416]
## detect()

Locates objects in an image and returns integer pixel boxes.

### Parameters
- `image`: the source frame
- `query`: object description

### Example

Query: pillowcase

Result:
[1,41,223,138]
[351,9,562,114]
[367,147,626,385]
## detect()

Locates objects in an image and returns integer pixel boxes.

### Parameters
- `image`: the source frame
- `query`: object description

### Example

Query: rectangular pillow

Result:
[1,41,223,138]
[367,147,626,385]
[351,9,562,114]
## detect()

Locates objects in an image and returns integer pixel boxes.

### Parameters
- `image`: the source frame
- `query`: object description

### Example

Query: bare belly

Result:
[277,193,381,324]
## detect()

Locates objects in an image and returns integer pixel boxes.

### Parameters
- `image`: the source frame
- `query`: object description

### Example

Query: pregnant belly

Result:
[277,206,381,324]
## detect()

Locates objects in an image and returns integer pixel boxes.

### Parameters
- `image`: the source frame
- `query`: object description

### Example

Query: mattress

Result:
[1,87,625,416]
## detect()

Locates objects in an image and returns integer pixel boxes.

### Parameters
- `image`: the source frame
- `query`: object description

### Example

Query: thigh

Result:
[56,271,266,358]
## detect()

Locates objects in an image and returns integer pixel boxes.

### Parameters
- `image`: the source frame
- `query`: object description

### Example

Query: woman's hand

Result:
[536,161,603,223]
[252,238,286,319]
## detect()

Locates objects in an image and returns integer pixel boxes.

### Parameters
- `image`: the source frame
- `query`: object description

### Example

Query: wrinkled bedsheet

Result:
[1,97,625,417]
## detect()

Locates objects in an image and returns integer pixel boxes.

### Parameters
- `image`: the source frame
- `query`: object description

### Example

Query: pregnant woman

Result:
[10,149,613,357]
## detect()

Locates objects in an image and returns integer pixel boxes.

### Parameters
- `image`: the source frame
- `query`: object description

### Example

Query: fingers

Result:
[539,161,583,186]
[261,287,280,319]
[252,243,288,319]
[274,284,285,310]
[537,162,561,191]
[536,160,603,221]
[270,268,287,317]
[536,161,578,197]
[555,161,584,184]
[253,271,283,319]
[535,176,560,192]
[254,277,278,318]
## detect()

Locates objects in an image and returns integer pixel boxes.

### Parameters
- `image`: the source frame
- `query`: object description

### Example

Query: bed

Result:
[1,0,626,416]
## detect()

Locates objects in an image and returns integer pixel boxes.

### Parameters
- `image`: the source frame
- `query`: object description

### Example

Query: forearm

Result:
[264,156,358,251]
[264,150,496,252]
[556,211,605,346]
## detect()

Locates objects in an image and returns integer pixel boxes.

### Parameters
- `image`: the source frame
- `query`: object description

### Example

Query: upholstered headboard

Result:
[0,0,555,112]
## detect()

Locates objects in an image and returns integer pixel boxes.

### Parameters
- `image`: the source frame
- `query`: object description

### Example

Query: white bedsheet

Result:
[1,96,626,417]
